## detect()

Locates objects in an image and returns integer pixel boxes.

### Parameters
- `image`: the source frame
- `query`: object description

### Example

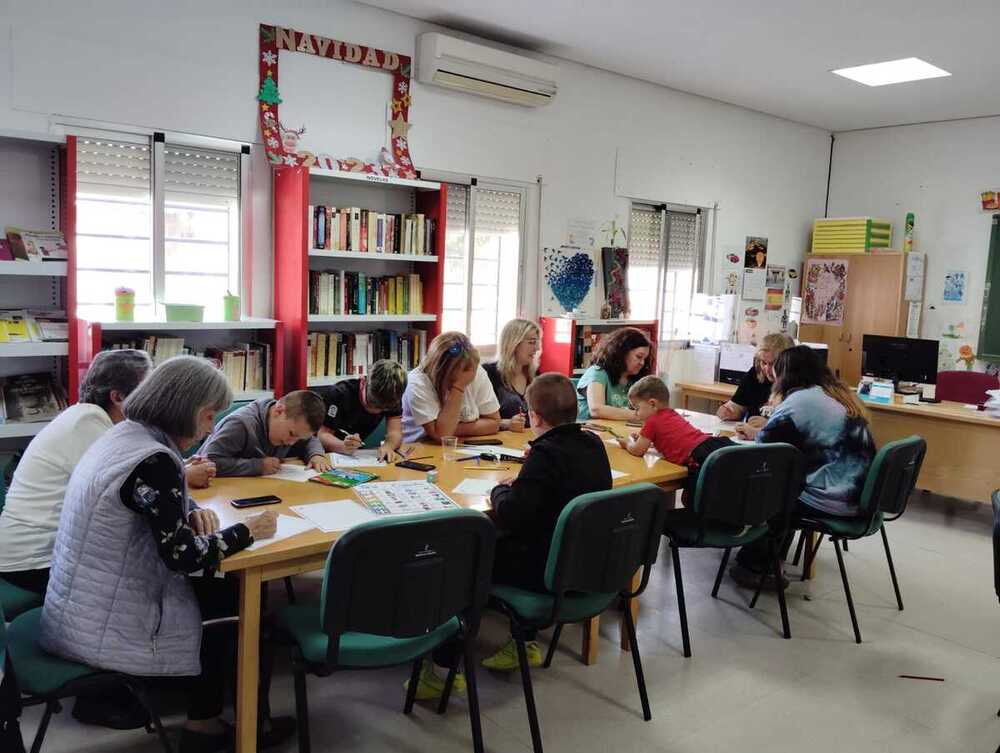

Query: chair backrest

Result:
[857,435,926,520]
[691,443,805,533]
[543,483,668,606]
[992,490,1000,603]
[320,509,495,665]
[0,602,7,670]
[935,370,1000,405]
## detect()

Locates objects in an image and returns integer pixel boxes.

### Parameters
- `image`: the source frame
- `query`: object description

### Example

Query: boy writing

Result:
[315,359,407,461]
[618,375,734,496]
[201,390,332,477]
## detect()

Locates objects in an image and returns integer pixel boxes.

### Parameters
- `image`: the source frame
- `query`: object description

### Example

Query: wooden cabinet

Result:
[798,252,911,386]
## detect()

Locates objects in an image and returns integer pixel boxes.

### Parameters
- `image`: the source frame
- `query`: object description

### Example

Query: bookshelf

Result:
[87,319,284,400]
[0,132,79,442]
[539,317,659,376]
[273,166,446,391]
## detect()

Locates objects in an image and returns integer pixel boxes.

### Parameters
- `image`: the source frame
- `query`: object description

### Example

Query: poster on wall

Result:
[739,306,760,346]
[942,270,968,303]
[764,265,786,311]
[601,247,630,318]
[938,321,975,371]
[718,250,743,296]
[742,268,766,301]
[905,252,925,301]
[744,236,768,269]
[542,246,598,318]
[566,219,599,251]
[802,258,849,326]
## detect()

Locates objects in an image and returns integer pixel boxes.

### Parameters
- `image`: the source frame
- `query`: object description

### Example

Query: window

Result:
[628,204,664,320]
[659,209,706,340]
[76,136,242,322]
[441,183,525,347]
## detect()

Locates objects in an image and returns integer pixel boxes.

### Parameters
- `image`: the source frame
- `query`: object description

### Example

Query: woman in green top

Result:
[577,327,652,420]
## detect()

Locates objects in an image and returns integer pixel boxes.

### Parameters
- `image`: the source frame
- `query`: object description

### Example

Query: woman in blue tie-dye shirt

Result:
[731,345,876,586]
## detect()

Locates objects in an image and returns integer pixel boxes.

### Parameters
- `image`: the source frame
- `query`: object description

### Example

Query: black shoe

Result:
[180,722,234,753]
[71,689,150,731]
[259,715,296,750]
[729,564,789,592]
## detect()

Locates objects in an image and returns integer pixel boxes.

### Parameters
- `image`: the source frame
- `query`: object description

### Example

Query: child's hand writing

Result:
[260,457,282,475]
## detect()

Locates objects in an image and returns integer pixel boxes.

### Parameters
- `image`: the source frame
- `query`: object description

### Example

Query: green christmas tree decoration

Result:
[258,73,282,105]
[260,24,276,43]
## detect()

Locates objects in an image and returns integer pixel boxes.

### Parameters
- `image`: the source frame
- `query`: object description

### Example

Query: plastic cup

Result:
[441,436,459,462]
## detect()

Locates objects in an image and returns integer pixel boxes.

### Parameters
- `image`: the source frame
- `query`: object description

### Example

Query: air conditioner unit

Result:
[416,32,558,107]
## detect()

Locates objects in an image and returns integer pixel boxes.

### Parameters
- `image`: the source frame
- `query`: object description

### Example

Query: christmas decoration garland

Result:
[258,24,418,180]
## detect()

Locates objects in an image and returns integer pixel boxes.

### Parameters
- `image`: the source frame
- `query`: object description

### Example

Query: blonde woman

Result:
[484,319,541,432]
[717,332,795,422]
[401,331,501,442]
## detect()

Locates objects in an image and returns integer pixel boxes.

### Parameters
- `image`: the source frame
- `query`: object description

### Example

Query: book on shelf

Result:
[4,228,68,261]
[0,240,12,261]
[104,338,272,394]
[0,372,67,424]
[307,205,436,255]
[0,309,68,343]
[309,271,423,316]
[306,329,427,380]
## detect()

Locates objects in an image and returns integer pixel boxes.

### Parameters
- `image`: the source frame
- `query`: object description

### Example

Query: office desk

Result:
[675,381,737,410]
[864,397,1000,502]
[194,423,686,753]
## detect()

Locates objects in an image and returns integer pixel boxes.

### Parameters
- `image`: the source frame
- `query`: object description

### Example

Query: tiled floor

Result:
[22,492,1000,753]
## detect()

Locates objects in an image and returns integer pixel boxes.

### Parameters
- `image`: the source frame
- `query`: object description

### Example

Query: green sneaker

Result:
[482,638,543,671]
[404,660,466,701]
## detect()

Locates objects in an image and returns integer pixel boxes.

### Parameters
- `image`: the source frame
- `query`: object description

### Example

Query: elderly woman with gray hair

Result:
[39,356,289,753]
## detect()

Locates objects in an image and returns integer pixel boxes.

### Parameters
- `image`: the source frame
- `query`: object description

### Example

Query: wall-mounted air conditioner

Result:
[416,32,558,107]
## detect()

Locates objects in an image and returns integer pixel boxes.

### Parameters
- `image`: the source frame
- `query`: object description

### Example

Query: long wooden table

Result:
[864,396,1000,502]
[193,422,686,753]
[675,380,737,410]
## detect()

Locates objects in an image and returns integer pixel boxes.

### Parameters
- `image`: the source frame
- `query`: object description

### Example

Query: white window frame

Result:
[72,127,249,321]
[431,170,529,352]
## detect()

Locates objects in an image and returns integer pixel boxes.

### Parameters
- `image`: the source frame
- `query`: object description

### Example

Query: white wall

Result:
[828,119,1000,371]
[0,0,830,331]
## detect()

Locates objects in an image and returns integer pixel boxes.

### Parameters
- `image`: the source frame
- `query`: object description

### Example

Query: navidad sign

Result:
[258,24,418,179]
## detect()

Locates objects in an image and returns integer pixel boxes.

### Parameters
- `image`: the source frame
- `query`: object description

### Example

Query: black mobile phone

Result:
[396,460,436,472]
[230,495,281,509]
[464,438,502,446]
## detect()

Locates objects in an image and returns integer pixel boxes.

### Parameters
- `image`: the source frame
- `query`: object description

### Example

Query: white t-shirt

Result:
[0,403,113,571]
[401,365,501,442]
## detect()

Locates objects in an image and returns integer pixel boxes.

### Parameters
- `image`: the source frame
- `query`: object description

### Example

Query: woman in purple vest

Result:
[40,356,292,753]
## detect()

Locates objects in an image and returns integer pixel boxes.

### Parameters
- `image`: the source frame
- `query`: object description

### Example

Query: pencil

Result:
[466,466,510,471]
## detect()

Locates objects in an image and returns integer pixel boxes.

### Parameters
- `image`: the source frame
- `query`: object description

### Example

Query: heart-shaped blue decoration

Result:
[546,252,594,312]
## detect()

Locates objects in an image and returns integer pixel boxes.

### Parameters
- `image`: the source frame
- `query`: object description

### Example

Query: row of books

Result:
[104,337,273,393]
[1,228,68,262]
[574,326,611,371]
[309,271,424,316]
[0,372,67,424]
[307,329,427,380]
[0,309,68,343]
[309,205,436,255]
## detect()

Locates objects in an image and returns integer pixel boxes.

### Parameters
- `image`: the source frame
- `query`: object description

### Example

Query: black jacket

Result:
[490,423,612,590]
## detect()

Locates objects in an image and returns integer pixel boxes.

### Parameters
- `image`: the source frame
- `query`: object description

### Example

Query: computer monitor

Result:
[861,335,939,386]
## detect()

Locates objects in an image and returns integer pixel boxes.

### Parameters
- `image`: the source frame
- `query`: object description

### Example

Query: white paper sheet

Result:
[611,469,629,479]
[244,514,317,551]
[272,464,319,483]
[290,500,376,533]
[452,478,497,496]
[456,445,525,458]
[328,449,387,467]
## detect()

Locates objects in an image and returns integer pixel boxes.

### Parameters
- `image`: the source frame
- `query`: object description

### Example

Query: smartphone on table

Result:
[396,460,436,472]
[231,495,281,509]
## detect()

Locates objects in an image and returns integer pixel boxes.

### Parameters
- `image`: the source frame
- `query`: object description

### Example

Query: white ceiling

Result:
[360,0,1000,132]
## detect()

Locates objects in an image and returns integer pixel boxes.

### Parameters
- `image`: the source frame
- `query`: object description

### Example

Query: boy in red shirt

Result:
[618,375,734,497]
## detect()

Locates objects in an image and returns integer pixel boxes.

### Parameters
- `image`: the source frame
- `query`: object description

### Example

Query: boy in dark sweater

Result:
[412,373,612,698]
[201,391,331,477]
[485,372,612,670]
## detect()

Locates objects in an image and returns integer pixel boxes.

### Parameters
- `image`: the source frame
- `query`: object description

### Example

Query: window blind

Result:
[77,138,151,196]
[164,146,239,200]
[665,211,700,276]
[628,204,664,319]
[661,210,704,340]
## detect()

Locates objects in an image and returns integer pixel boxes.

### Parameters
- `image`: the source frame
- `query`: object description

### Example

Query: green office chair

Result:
[488,483,668,753]
[663,443,805,657]
[273,509,496,753]
[0,455,43,620]
[792,435,926,644]
[5,607,172,753]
